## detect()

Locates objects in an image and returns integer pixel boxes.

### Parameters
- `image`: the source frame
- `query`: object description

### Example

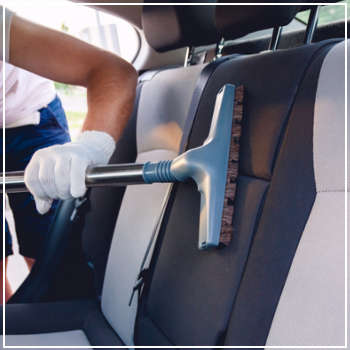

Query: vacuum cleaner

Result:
[1,84,244,250]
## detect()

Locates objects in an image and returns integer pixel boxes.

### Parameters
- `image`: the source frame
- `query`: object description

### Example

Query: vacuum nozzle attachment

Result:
[140,84,237,249]
[172,84,236,249]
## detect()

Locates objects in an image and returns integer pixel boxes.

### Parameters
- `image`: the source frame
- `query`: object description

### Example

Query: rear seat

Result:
[1,3,346,348]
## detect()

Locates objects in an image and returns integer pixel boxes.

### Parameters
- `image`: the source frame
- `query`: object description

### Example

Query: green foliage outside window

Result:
[297,2,349,25]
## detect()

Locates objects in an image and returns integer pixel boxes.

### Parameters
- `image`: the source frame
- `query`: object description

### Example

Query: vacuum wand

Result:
[1,164,147,193]
[1,158,183,193]
[1,158,182,193]
[1,84,240,250]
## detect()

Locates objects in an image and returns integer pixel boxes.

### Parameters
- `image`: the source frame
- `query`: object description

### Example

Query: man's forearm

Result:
[9,14,137,141]
[82,58,137,141]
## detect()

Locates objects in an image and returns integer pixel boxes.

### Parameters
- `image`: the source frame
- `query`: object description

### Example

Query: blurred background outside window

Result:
[297,1,349,24]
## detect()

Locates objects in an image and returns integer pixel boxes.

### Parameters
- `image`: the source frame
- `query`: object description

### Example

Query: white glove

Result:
[24,130,115,215]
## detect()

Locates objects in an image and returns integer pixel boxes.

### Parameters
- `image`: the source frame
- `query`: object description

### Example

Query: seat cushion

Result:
[2,330,91,349]
[1,300,123,347]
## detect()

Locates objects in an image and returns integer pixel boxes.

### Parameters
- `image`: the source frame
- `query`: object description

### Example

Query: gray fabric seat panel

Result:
[1,331,91,349]
[137,64,205,154]
[101,64,204,345]
[102,150,176,345]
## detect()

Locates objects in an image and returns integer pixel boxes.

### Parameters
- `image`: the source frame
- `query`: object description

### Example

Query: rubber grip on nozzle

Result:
[143,161,177,184]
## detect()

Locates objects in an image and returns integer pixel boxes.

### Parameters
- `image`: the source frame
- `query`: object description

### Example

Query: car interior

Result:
[0,1,347,348]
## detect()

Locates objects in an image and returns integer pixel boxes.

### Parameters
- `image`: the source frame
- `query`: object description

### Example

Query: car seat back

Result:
[101,64,204,344]
[133,5,345,346]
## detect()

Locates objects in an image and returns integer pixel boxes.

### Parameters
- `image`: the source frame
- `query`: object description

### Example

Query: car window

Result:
[6,1,140,140]
[78,10,140,63]
[7,1,140,63]
[229,4,346,46]
[296,2,348,26]
[226,17,306,46]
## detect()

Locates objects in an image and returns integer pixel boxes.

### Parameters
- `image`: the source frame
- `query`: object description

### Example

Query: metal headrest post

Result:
[214,37,225,61]
[304,6,320,44]
[184,46,195,67]
[268,26,283,51]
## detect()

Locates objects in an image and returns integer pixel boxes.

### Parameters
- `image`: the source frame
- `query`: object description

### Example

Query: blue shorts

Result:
[1,95,71,259]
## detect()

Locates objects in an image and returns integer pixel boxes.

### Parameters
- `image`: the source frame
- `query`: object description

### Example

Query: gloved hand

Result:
[24,130,115,214]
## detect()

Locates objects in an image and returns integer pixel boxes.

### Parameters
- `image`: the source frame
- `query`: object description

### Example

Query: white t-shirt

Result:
[0,7,56,128]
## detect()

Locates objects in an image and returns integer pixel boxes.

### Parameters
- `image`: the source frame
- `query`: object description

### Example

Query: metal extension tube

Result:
[1,164,146,193]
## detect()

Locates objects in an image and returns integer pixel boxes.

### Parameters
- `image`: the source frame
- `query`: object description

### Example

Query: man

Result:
[1,6,137,301]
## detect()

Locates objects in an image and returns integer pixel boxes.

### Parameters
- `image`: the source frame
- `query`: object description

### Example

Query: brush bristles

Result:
[220,85,244,246]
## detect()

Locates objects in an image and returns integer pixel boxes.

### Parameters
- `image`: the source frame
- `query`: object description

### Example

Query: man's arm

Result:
[8,14,137,214]
[10,15,137,141]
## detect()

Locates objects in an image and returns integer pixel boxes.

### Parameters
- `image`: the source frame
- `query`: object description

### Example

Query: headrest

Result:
[215,2,303,40]
[142,5,220,52]
[143,2,342,52]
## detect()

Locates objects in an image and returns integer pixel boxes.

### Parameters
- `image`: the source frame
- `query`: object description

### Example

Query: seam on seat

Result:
[82,305,124,346]
[239,172,272,182]
[317,189,346,193]
[216,178,270,346]
[222,174,271,334]
[146,313,174,345]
